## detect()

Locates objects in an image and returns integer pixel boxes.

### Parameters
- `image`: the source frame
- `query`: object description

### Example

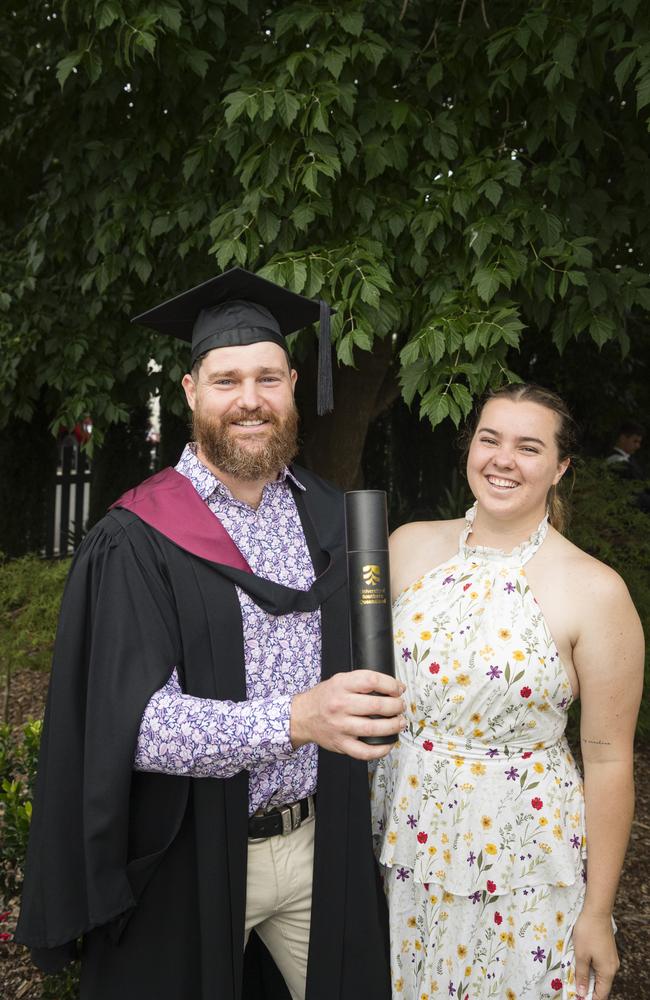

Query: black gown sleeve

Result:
[15,512,183,969]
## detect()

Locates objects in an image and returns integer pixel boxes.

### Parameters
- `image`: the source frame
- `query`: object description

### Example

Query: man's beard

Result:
[192,402,299,481]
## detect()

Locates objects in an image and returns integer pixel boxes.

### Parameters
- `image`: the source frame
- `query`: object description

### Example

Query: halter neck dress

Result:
[371,507,587,1000]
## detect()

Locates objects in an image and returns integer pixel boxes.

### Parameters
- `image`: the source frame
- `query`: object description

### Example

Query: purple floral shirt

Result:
[134,444,321,814]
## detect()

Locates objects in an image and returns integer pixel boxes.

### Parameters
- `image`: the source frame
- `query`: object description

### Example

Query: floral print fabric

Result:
[371,507,586,1000]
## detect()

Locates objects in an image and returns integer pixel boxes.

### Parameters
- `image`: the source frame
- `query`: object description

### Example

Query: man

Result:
[16,268,403,999]
[605,420,645,479]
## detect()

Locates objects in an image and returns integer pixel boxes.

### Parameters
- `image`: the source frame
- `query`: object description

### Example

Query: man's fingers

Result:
[338,735,397,761]
[347,713,405,740]
[345,691,405,719]
[347,669,405,697]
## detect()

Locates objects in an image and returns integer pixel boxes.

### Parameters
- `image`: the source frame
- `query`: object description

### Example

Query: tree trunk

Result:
[295,336,397,489]
[0,404,58,557]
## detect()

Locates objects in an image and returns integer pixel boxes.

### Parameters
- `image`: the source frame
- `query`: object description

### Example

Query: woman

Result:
[371,384,644,1000]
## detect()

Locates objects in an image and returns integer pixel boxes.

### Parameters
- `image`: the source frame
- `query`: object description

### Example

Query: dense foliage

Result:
[1,0,650,471]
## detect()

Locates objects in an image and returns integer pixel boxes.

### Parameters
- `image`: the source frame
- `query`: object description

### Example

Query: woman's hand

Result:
[571,909,619,1000]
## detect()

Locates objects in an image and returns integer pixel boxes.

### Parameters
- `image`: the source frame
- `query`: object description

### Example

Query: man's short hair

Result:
[618,420,644,438]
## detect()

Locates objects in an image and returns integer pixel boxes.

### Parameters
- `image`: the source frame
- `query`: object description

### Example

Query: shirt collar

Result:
[175,442,306,502]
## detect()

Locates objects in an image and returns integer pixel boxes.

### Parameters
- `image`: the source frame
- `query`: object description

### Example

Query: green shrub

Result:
[0,719,79,999]
[567,458,650,739]
[0,555,70,676]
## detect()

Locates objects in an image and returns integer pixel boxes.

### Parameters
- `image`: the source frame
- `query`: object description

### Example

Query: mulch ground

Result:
[1,668,648,1000]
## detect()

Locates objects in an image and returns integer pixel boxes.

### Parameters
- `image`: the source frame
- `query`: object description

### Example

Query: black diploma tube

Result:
[344,490,397,746]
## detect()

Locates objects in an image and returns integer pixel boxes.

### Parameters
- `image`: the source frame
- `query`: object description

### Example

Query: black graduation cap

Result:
[132,266,334,415]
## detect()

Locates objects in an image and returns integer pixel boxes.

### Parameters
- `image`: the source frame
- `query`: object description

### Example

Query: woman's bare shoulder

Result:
[390,518,465,594]
[547,528,631,600]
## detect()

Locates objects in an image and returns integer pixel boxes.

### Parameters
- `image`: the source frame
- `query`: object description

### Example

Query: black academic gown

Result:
[16,465,390,1000]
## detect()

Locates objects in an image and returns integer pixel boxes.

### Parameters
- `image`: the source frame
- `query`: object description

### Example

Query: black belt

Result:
[248,795,315,839]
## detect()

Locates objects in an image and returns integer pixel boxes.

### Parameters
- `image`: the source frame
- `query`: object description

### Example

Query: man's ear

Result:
[181,373,197,411]
[290,368,298,392]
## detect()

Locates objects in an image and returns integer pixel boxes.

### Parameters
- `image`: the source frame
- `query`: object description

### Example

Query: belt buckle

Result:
[279,801,302,835]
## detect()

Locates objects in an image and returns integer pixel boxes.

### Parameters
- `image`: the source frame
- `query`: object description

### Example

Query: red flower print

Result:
[520,686,532,698]
[463,583,472,591]
[522,751,532,759]
[551,979,563,991]
[531,797,543,810]
[494,912,503,925]
[423,883,429,891]
[429,662,440,674]
[417,831,428,844]
[423,740,434,751]
[486,880,497,893]
[0,932,11,942]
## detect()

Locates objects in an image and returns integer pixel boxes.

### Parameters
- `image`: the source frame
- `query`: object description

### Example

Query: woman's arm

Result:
[571,565,644,1000]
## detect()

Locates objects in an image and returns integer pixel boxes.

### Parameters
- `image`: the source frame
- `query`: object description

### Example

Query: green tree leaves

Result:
[2,0,650,440]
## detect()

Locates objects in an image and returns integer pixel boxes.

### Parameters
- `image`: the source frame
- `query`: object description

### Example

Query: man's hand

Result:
[290,670,406,760]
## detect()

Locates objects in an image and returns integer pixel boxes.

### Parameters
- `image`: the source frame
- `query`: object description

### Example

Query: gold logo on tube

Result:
[362,564,381,586]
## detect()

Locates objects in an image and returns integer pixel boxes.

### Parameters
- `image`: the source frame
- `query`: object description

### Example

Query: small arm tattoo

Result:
[581,738,612,745]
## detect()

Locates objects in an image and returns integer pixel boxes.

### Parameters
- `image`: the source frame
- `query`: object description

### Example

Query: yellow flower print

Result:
[553,824,563,840]
[435,869,446,879]
[457,673,471,686]
[453,756,465,767]
[394,629,405,642]
[534,741,546,750]
[556,911,565,926]
[498,628,511,640]
[441,833,449,844]
[452,694,465,704]
[412,612,424,624]
[539,817,548,827]
[420,994,429,1000]
[506,989,516,1000]
[464,966,472,977]
[533,762,545,773]
[400,939,410,954]
[428,845,437,856]
[479,644,494,658]
[500,931,508,943]
[395,978,404,993]
[429,894,438,904]
[481,816,492,830]
[471,762,487,776]
[533,921,548,937]
[415,939,422,951]
[420,630,432,641]
[407,915,417,928]
[506,932,515,948]
[470,591,478,599]
[527,720,537,729]
[399,797,409,811]
[443,849,451,864]
[463,831,474,843]
[507,915,514,926]
[473,728,485,738]
[412,580,423,590]
[554,807,561,819]
[460,782,475,791]
[455,726,465,736]
[410,702,417,713]
[470,712,481,723]
[457,944,468,959]
[430,982,439,994]
[539,842,552,854]
[408,774,419,789]
[485,843,498,855]
[387,831,397,845]
[443,890,454,903]
[539,701,550,712]
[556,938,565,952]
[441,676,449,685]
[512,650,525,661]
[452,658,460,669]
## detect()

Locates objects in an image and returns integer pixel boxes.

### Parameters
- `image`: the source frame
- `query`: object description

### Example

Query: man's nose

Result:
[236,379,263,409]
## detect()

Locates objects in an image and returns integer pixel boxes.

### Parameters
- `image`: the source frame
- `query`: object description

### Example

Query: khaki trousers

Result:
[244,817,315,1000]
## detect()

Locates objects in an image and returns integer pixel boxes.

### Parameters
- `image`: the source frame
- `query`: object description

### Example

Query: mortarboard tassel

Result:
[317,299,334,416]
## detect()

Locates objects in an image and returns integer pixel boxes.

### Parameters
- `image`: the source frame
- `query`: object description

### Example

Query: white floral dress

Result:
[371,508,587,1000]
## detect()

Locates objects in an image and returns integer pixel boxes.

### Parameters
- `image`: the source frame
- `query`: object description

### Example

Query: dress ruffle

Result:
[372,736,585,896]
